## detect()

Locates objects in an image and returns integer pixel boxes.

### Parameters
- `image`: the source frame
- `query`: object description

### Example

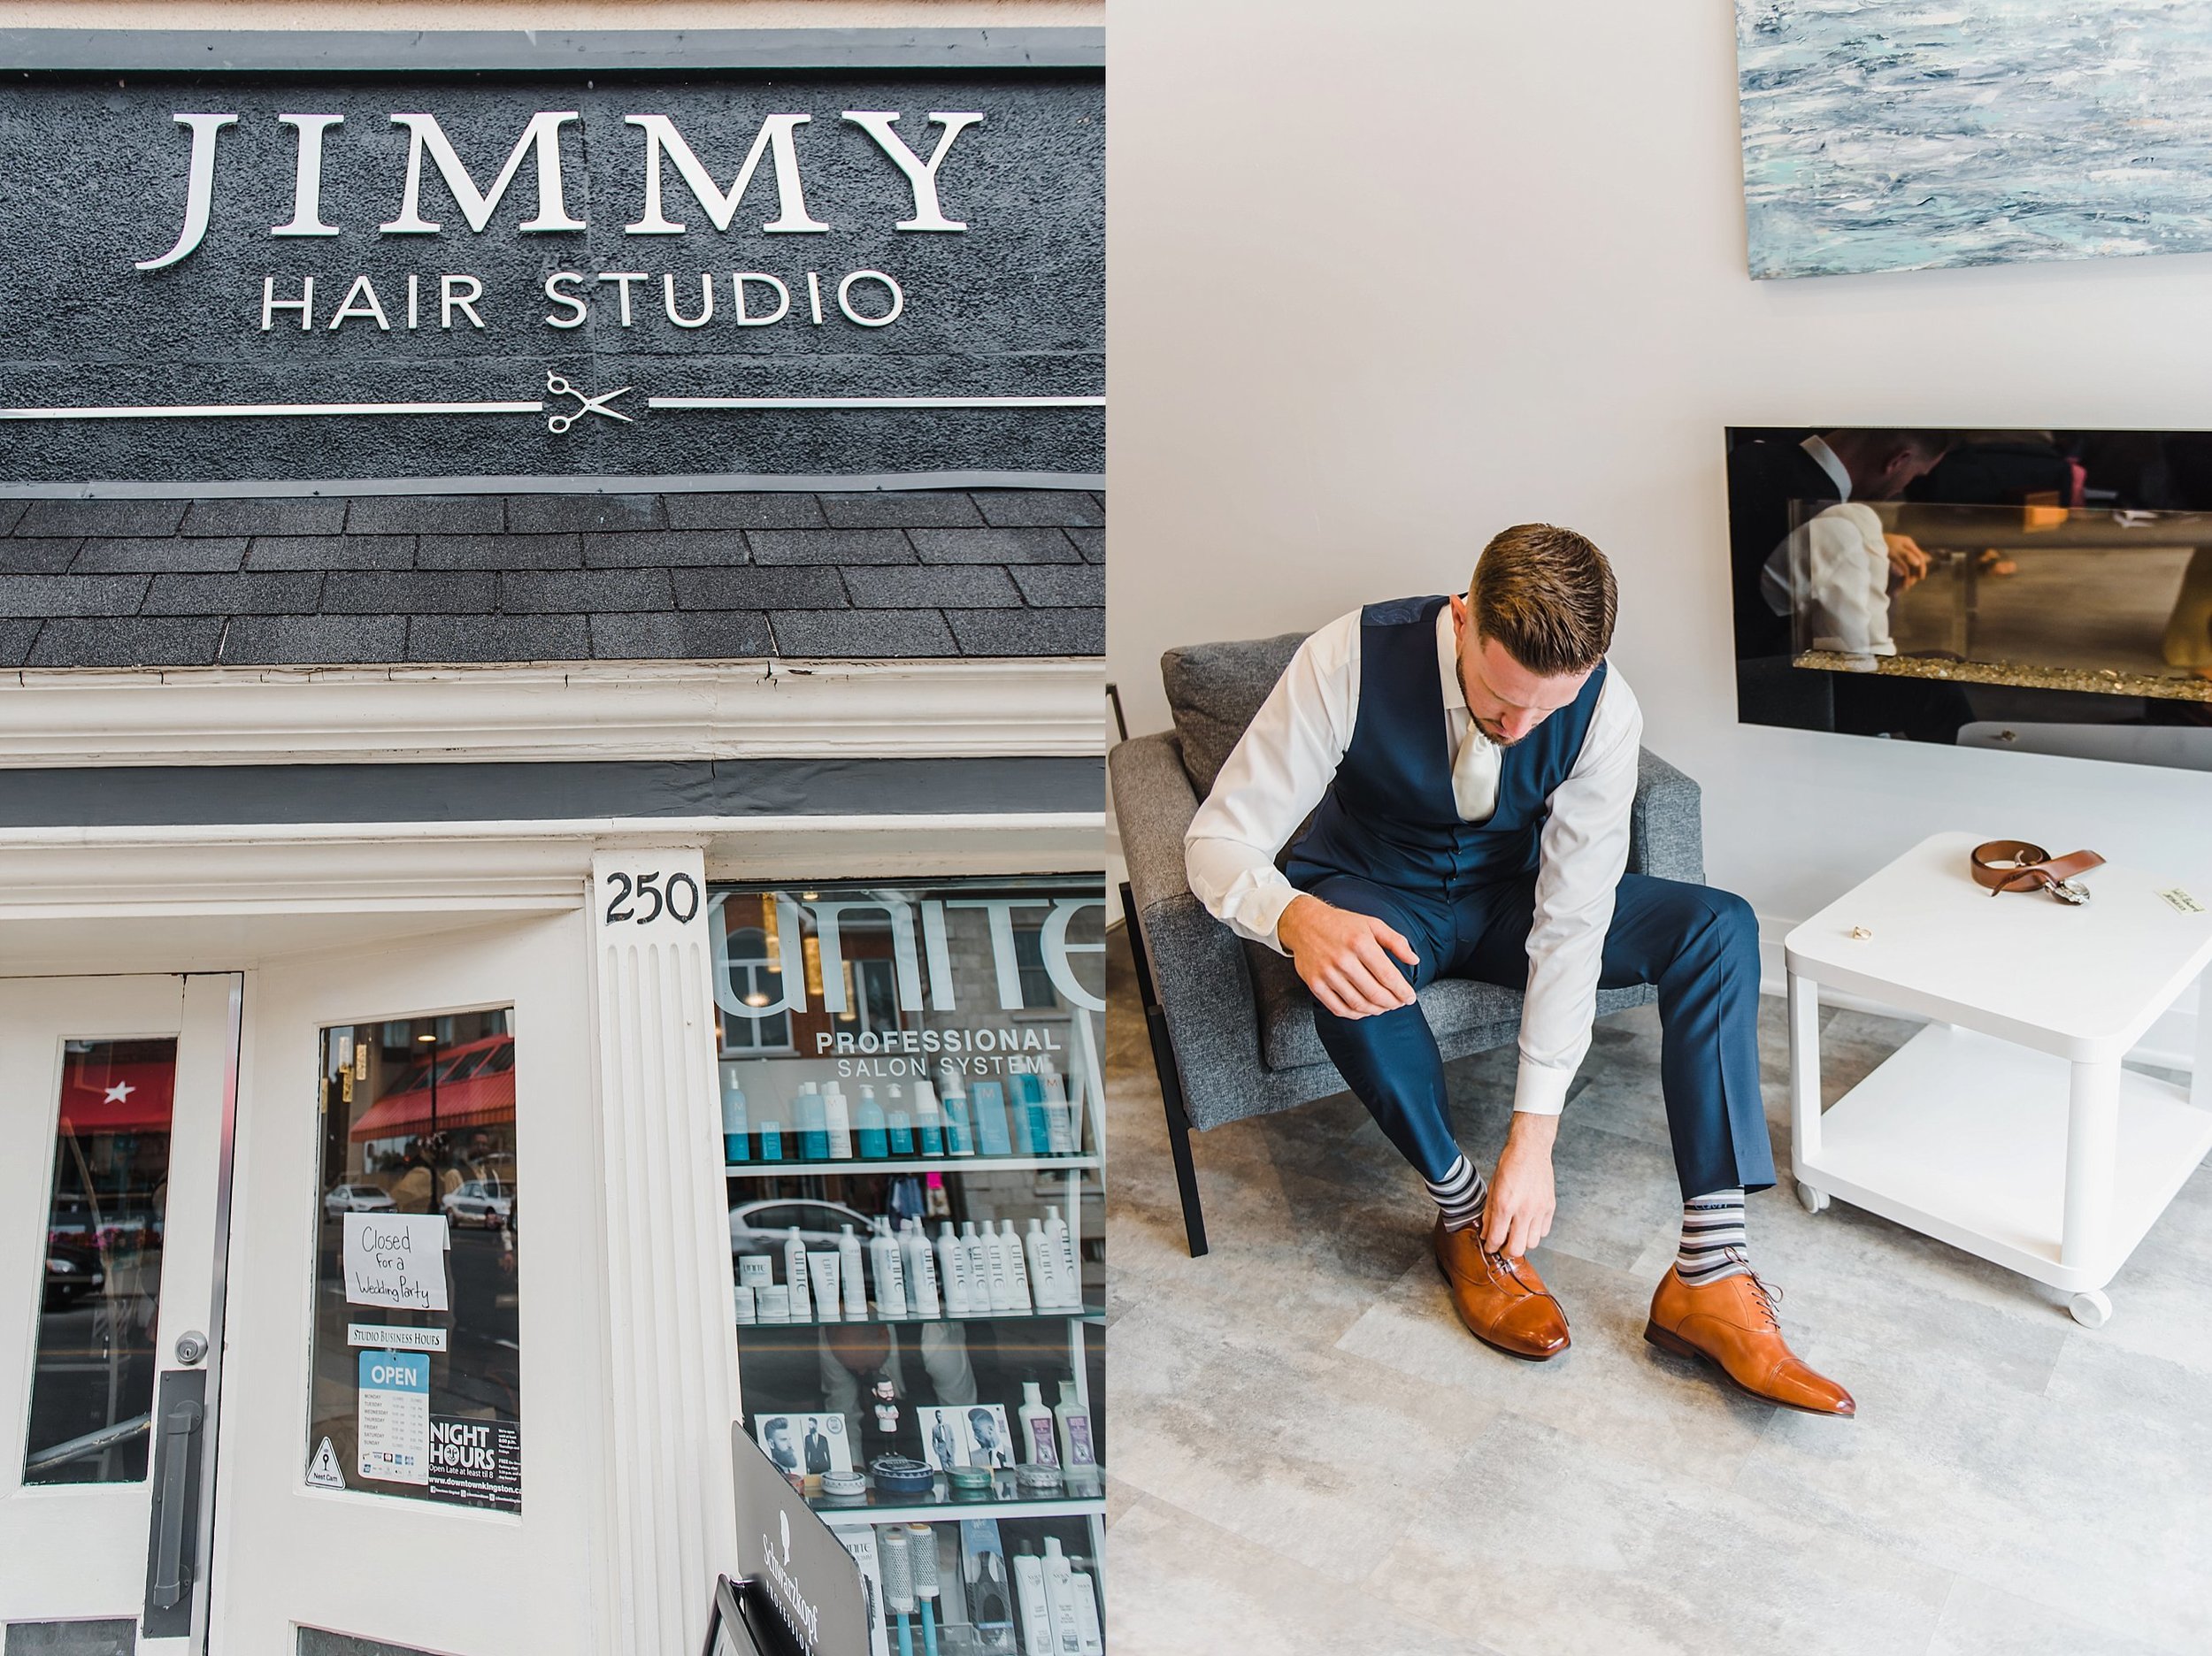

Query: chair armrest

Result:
[1109,732,1263,1116]
[1629,746,1705,886]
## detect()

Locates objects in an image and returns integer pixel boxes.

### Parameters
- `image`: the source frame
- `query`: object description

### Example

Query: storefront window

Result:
[22,1039,177,1484]
[707,880,1109,1169]
[711,877,1108,1654]
[303,1010,521,1510]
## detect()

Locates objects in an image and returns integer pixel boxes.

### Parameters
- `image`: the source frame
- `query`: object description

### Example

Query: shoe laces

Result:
[1732,1251,1784,1330]
[1481,1247,1526,1290]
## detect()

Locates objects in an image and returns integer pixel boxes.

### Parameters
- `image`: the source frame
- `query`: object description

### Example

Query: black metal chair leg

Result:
[1120,882,1210,1257]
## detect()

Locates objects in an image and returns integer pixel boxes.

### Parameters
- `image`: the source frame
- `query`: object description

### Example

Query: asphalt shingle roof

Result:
[0,489,1106,668]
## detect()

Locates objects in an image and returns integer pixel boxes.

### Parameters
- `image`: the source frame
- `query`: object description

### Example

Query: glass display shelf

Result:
[711,877,1110,1653]
[813,1487,1109,1527]
[726,1153,1100,1177]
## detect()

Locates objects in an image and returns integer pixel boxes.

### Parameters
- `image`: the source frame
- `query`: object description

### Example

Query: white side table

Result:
[1785,832,2212,1329]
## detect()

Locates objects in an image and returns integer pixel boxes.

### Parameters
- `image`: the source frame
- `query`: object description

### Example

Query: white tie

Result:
[1452,718,1500,823]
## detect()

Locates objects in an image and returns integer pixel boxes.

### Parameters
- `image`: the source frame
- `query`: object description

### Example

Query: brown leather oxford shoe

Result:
[1432,1217,1571,1361]
[1645,1264,1855,1417]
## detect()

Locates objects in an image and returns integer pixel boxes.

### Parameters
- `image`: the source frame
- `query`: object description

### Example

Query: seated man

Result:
[1185,524,1854,1416]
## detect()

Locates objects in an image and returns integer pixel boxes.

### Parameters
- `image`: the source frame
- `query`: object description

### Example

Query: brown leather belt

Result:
[1970,840,2104,905]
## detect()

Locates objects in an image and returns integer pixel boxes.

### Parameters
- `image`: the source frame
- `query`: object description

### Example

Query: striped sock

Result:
[1425,1154,1488,1232]
[1676,1188,1751,1286]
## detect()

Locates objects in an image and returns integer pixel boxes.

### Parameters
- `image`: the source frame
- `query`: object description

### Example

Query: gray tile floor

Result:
[1102,932,2212,1656]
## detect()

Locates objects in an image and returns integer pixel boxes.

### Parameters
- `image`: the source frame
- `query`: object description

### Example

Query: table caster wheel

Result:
[2068,1290,2111,1330]
[1795,1180,1829,1215]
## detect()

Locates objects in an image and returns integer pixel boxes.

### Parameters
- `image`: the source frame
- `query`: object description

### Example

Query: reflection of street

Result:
[25,1297,158,1483]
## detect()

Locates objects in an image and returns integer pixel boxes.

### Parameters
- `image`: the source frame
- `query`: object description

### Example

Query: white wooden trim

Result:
[0,812,1104,917]
[587,847,739,1656]
[0,659,1103,768]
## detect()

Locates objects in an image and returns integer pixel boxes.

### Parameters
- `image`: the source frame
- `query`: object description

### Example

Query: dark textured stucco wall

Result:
[0,71,1102,484]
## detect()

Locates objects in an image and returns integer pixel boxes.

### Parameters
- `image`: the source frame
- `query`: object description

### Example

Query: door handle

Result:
[150,1398,204,1607]
[142,1369,210,1636]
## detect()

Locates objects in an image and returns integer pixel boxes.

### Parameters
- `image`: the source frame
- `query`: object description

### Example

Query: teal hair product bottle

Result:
[798,1080,830,1161]
[887,1084,916,1155]
[719,1066,750,1163]
[856,1085,890,1159]
[914,1080,944,1155]
[972,1081,1012,1157]
[1012,1072,1048,1157]
[942,1084,974,1156]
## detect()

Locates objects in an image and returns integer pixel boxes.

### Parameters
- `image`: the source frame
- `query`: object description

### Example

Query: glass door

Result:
[211,911,605,1656]
[0,975,241,1655]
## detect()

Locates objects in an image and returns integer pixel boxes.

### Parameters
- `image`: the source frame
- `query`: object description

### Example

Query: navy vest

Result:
[1285,594,1608,897]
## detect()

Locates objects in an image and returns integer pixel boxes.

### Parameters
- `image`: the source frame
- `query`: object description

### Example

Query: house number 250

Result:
[602,870,702,925]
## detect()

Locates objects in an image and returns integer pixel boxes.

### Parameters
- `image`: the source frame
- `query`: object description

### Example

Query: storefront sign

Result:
[357,1351,432,1484]
[732,1428,871,1656]
[342,1212,450,1310]
[709,890,1107,1024]
[0,73,1102,482]
[428,1416,522,1511]
[347,1322,449,1352]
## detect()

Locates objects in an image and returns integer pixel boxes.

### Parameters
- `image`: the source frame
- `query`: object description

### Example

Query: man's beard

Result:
[1474,716,1526,749]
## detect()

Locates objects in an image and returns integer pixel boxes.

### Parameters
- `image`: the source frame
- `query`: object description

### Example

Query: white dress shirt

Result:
[1185,603,1644,1116]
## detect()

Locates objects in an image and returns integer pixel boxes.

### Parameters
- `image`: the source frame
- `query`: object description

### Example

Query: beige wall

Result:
[1107,0,2212,958]
[0,2,1096,28]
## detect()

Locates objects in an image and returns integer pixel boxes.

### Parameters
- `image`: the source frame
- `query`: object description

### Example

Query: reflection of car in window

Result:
[442,1179,515,1228]
[323,1183,396,1216]
[729,1198,873,1259]
[42,1239,105,1308]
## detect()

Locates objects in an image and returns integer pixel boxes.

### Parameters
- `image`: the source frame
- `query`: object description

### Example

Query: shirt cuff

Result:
[1240,878,1303,954]
[1511,1058,1573,1116]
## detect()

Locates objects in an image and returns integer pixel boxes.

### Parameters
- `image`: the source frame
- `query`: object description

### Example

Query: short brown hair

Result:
[1469,524,1617,675]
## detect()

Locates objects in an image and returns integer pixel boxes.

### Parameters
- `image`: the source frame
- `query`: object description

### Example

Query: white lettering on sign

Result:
[136,112,237,271]
[840,111,986,233]
[710,891,1108,1021]
[623,113,829,236]
[380,111,587,235]
[136,106,986,270]
[342,1213,449,1311]
[273,113,344,238]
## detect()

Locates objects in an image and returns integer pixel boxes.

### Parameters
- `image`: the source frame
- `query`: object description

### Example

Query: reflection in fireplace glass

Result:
[1728,427,2212,773]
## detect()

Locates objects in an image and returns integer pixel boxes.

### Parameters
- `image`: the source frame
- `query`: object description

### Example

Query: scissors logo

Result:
[544,371,634,433]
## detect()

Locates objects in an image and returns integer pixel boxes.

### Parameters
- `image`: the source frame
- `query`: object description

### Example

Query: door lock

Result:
[173,1330,208,1366]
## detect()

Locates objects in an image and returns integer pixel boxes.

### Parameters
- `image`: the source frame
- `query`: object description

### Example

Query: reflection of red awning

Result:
[58,1061,176,1136]
[349,1035,516,1142]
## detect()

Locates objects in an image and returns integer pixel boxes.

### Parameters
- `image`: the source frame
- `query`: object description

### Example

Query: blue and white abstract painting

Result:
[1740,0,2212,279]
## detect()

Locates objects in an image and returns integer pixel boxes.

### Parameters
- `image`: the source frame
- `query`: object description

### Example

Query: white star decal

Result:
[104,1081,134,1104]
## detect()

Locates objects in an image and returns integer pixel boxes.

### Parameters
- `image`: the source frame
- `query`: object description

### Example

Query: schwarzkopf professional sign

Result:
[0,73,1102,483]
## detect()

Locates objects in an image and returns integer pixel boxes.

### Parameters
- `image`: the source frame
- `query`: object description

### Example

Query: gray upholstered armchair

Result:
[1111,631,1708,1256]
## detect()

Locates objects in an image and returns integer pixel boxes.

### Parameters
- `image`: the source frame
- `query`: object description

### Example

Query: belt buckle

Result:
[2052,878,2092,906]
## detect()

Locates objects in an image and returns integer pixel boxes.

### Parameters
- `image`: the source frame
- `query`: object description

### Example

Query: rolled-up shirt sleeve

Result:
[1512,671,1642,1115]
[1183,611,1360,953]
